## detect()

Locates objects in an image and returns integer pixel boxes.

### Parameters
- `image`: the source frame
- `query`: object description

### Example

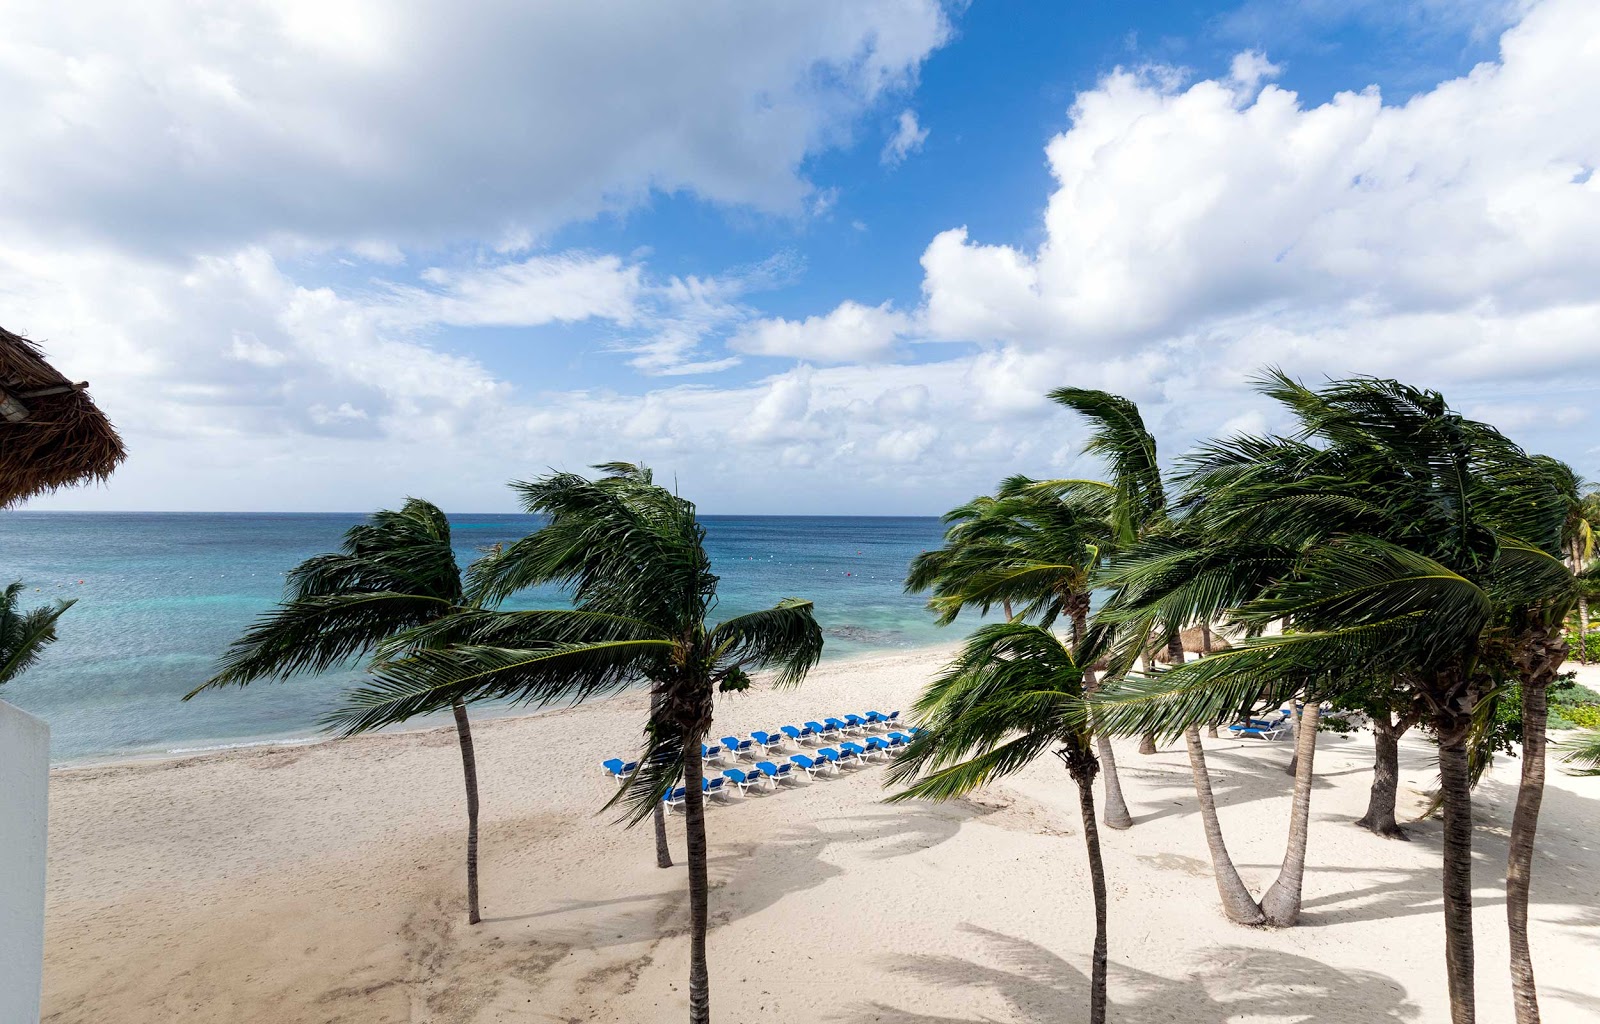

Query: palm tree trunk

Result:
[1508,627,1565,1024]
[450,697,482,926]
[1185,726,1264,925]
[1579,591,1590,665]
[1438,721,1477,1024]
[1073,603,1132,831]
[1202,627,1219,738]
[1260,701,1320,926]
[651,683,674,869]
[682,736,712,1024]
[1356,710,1408,839]
[1067,751,1109,1024]
[1284,700,1303,776]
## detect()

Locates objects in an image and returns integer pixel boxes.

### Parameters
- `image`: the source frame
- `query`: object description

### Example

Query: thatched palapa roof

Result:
[1,327,126,507]
[1151,625,1233,663]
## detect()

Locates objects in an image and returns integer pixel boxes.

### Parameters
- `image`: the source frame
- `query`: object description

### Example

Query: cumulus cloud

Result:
[919,0,1600,402]
[731,301,912,363]
[881,109,930,166]
[0,0,950,253]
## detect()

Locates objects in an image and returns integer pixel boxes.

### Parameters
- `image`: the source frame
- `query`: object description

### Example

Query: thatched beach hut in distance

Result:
[0,326,126,508]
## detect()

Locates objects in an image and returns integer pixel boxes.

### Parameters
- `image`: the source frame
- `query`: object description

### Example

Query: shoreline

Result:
[49,640,963,772]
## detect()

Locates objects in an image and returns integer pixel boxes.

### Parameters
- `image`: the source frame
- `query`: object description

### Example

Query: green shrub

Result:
[1564,629,1600,662]
[1564,705,1600,730]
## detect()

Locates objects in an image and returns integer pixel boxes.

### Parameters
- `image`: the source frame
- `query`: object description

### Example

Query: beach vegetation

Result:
[885,621,1113,1024]
[187,499,490,925]
[330,464,823,1024]
[1087,371,1581,1023]
[0,580,73,687]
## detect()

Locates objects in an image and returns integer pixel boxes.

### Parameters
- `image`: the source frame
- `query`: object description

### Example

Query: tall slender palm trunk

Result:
[1185,726,1264,925]
[1356,710,1409,839]
[682,736,712,1024]
[1260,702,1320,926]
[1507,626,1566,1024]
[1066,749,1109,1024]
[1437,722,1477,1024]
[1578,592,1590,665]
[651,683,673,868]
[1284,701,1303,776]
[450,697,482,926]
[1072,605,1132,830]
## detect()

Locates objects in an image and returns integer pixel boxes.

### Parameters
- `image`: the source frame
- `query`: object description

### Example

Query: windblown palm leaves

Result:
[1089,370,1581,1020]
[341,464,821,1024]
[187,498,493,925]
[885,622,1111,1024]
[0,580,73,686]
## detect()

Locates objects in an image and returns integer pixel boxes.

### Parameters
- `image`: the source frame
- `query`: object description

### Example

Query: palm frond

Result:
[708,598,824,688]
[0,582,74,686]
[1556,729,1600,777]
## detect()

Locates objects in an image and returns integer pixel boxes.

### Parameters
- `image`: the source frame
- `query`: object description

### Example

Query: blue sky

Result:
[4,0,1596,513]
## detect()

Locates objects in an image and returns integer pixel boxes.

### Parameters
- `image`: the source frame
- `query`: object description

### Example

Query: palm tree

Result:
[885,622,1112,1024]
[906,481,1134,829]
[185,499,489,925]
[328,465,823,1024]
[1048,388,1177,755]
[1,580,73,686]
[1090,372,1574,1022]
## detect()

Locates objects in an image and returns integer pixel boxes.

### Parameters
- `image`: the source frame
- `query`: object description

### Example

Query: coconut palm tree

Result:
[885,621,1112,1024]
[186,499,489,925]
[0,581,73,686]
[1090,372,1574,1023]
[328,465,823,1024]
[906,480,1134,829]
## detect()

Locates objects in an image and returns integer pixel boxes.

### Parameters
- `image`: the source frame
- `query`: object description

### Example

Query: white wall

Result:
[0,700,48,1024]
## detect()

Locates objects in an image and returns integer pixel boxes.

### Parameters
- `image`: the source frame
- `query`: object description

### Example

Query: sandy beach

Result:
[42,648,1600,1023]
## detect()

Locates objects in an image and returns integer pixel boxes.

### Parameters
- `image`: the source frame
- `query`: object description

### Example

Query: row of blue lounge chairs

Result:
[600,710,918,809]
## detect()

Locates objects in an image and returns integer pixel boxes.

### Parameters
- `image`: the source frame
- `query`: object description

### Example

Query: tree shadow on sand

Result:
[486,799,978,945]
[838,924,1418,1023]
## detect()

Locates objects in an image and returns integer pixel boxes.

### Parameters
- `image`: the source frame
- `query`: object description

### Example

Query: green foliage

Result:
[332,463,824,826]
[1562,705,1600,729]
[1564,628,1600,662]
[0,580,74,686]
[1558,728,1600,775]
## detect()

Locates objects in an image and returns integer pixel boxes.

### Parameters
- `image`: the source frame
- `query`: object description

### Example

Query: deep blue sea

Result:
[0,513,960,762]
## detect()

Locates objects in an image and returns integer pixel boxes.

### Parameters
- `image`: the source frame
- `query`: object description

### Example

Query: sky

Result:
[4,0,1598,514]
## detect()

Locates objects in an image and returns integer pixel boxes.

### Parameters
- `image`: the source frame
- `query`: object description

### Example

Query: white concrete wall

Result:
[0,700,48,1024]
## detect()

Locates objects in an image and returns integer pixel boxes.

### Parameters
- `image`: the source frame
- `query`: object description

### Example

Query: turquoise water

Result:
[0,513,959,761]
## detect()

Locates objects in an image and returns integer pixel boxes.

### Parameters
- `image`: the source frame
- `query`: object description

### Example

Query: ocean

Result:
[0,512,961,762]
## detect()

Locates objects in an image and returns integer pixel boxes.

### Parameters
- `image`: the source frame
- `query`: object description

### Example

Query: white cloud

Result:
[918,0,1600,401]
[731,301,912,363]
[881,109,930,166]
[0,0,950,253]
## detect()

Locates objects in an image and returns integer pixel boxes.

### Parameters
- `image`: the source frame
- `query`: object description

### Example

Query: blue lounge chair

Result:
[863,736,891,758]
[755,760,795,785]
[844,714,869,732]
[882,734,907,754]
[751,730,785,751]
[663,785,688,810]
[825,717,857,736]
[722,768,764,796]
[806,720,838,739]
[701,743,725,764]
[815,747,843,767]
[868,710,900,729]
[780,724,815,745]
[704,777,729,801]
[601,758,638,780]
[834,743,865,767]
[789,754,829,779]
[720,736,756,759]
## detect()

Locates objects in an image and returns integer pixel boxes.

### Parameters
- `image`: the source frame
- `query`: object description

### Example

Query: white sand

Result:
[43,648,1600,1022]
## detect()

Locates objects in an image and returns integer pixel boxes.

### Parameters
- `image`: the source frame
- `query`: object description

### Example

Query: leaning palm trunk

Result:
[1185,726,1264,925]
[1437,715,1477,1024]
[651,682,673,869]
[1260,701,1320,925]
[1508,626,1567,1024]
[450,697,482,925]
[1063,746,1109,1024]
[1073,606,1132,830]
